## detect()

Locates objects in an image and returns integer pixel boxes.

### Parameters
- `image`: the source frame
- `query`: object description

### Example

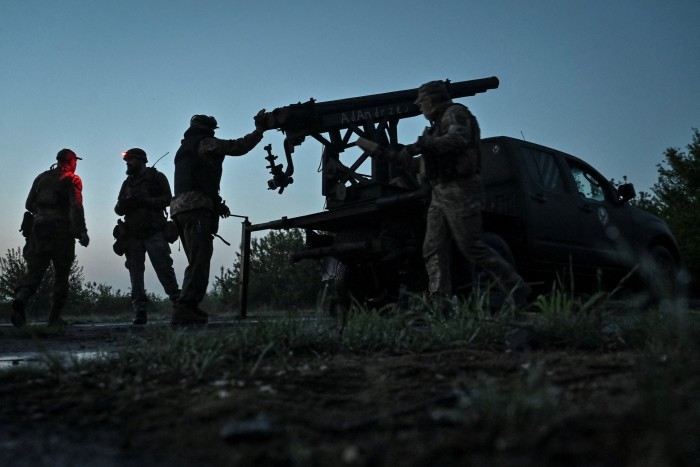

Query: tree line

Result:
[0,230,323,316]
[630,128,700,291]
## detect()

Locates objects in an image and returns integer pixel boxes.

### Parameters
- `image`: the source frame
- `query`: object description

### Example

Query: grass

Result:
[431,360,564,449]
[2,282,696,360]
[2,284,699,464]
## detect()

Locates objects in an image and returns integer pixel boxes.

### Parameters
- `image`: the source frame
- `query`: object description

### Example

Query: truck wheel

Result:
[645,245,678,301]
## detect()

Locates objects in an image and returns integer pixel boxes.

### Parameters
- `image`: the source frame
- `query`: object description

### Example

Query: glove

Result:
[78,231,90,247]
[402,142,422,156]
[412,135,433,154]
[254,109,271,131]
[217,202,231,219]
[415,127,432,151]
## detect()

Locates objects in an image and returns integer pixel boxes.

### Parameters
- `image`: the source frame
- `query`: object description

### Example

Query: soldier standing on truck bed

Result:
[114,148,181,325]
[11,148,90,327]
[390,81,529,313]
[169,112,272,325]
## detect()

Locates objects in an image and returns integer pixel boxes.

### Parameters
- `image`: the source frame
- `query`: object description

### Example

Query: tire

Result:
[644,245,679,301]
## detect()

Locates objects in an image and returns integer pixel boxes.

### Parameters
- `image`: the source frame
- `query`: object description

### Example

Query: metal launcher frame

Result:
[237,77,500,317]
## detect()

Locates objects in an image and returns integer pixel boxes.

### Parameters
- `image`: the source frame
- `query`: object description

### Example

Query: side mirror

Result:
[617,183,636,202]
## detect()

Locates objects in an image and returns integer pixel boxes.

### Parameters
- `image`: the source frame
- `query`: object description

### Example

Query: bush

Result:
[0,246,170,322]
[0,247,85,314]
[211,229,323,312]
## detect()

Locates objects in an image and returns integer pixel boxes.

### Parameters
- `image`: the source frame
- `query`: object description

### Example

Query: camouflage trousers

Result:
[173,209,215,305]
[124,230,180,313]
[423,180,521,296]
[16,220,76,311]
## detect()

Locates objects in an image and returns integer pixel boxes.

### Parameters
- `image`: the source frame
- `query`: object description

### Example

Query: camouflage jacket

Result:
[25,166,87,237]
[171,128,263,216]
[397,103,481,186]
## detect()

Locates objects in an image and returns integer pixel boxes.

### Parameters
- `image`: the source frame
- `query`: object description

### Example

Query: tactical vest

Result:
[121,167,168,237]
[174,134,223,206]
[422,104,481,184]
[122,167,162,198]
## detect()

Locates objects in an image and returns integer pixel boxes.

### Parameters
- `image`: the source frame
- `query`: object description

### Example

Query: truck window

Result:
[567,160,609,202]
[521,147,567,194]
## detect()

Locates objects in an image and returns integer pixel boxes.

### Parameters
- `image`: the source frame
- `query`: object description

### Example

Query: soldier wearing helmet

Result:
[398,81,529,313]
[11,148,90,327]
[114,147,181,325]
[169,110,272,325]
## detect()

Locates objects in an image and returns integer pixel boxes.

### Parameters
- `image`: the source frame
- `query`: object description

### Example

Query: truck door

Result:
[563,158,628,270]
[519,145,591,268]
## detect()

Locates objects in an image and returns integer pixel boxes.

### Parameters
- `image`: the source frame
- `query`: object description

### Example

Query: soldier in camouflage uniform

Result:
[115,148,180,325]
[169,112,271,325]
[403,81,528,312]
[11,149,90,327]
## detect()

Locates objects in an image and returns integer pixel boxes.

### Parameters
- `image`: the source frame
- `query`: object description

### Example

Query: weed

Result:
[432,360,562,449]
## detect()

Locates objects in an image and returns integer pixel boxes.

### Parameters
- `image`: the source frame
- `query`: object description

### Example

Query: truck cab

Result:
[479,136,681,296]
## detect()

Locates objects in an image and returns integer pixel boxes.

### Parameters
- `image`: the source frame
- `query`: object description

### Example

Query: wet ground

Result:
[0,319,693,466]
[0,320,236,370]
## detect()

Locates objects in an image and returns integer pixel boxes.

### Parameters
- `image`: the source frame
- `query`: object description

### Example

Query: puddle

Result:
[0,317,324,371]
[0,350,116,370]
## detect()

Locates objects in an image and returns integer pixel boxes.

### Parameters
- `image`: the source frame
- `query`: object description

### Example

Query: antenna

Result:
[520,131,527,141]
[152,151,170,168]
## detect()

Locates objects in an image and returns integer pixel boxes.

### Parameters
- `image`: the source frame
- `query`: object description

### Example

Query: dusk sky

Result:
[1,0,698,297]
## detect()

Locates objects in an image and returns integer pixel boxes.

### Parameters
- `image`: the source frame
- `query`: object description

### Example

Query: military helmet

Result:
[56,148,82,161]
[414,80,451,104]
[122,148,148,162]
[190,114,219,130]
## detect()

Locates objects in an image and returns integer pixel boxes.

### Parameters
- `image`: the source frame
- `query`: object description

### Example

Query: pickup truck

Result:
[239,78,680,313]
[476,136,680,300]
[249,135,680,311]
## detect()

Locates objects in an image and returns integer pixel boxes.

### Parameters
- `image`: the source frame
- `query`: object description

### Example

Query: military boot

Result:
[193,305,209,318]
[132,309,147,325]
[512,281,532,310]
[427,291,454,319]
[171,302,208,326]
[11,287,32,327]
[47,306,67,327]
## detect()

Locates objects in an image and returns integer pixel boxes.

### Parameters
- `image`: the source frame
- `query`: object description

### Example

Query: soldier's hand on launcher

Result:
[217,202,231,219]
[254,109,272,131]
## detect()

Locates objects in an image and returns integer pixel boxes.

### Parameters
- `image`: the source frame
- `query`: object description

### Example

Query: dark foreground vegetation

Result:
[0,289,698,466]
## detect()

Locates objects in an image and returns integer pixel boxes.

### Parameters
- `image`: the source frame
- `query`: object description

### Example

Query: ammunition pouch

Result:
[112,219,128,256]
[164,220,179,244]
[20,211,35,238]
